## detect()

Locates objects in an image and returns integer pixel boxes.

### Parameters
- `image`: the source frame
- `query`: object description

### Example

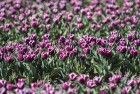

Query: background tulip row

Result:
[0,0,140,92]
[1,0,140,44]
[0,73,140,94]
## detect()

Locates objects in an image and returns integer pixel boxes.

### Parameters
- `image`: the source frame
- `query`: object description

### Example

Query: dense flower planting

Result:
[0,73,140,94]
[0,0,140,93]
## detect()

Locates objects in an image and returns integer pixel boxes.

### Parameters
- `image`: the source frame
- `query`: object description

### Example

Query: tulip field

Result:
[0,0,140,93]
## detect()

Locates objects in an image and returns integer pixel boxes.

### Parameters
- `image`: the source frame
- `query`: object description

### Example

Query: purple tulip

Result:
[31,83,38,91]
[41,51,49,60]
[6,83,15,91]
[77,74,89,84]
[44,83,54,92]
[109,83,117,91]
[136,78,140,85]
[109,74,122,84]
[127,31,137,41]
[68,73,77,81]
[130,49,138,57]
[65,45,73,52]
[62,82,71,90]
[68,34,75,40]
[69,48,77,57]
[121,86,132,94]
[25,53,35,62]
[16,79,25,89]
[48,46,55,55]
[116,46,127,53]
[0,80,6,88]
[18,53,24,61]
[97,38,107,47]
[99,90,108,94]
[136,90,140,94]
[77,22,84,29]
[42,34,50,40]
[48,90,55,94]
[5,45,14,53]
[103,17,110,24]
[119,39,127,46]
[59,36,66,44]
[0,88,6,94]
[109,36,116,43]
[31,20,39,28]
[127,80,137,87]
[83,47,91,54]
[22,88,33,94]
[59,51,68,61]
[67,88,77,94]
[4,55,14,63]
[59,2,66,10]
[94,76,102,86]
[80,42,88,48]
[74,6,81,12]
[86,79,96,89]
[66,13,73,22]
[133,39,140,46]
[98,48,112,57]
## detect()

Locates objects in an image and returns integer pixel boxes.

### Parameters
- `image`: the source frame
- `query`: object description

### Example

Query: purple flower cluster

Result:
[0,73,139,94]
[0,30,140,63]
[0,0,140,93]
[0,34,56,63]
[0,0,139,34]
[58,35,77,61]
[0,0,140,61]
